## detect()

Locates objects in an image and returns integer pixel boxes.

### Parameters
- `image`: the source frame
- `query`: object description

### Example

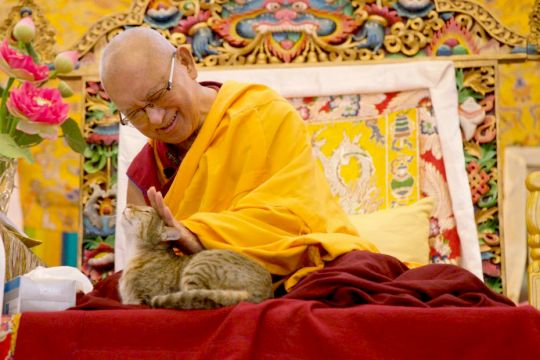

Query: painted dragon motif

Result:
[212,0,357,62]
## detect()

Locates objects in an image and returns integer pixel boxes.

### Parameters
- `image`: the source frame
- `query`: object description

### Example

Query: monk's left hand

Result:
[147,186,204,254]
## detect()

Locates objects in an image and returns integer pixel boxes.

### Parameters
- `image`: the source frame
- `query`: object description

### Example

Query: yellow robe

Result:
[164,81,378,290]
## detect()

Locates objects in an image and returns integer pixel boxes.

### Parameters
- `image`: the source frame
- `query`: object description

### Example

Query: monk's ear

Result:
[162,226,182,241]
[176,45,197,79]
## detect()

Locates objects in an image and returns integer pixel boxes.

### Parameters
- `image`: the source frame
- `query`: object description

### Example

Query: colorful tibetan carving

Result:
[70,0,532,62]
[427,18,480,56]
[81,81,118,283]
[144,0,183,29]
[176,10,220,60]
[102,0,526,65]
[457,66,501,292]
[393,0,434,19]
[353,4,400,53]
[210,0,358,63]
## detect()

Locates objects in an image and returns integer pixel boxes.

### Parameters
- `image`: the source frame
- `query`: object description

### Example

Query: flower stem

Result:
[24,43,40,64]
[7,114,18,136]
[0,77,15,133]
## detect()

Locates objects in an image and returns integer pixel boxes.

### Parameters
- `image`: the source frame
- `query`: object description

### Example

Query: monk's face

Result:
[104,46,203,145]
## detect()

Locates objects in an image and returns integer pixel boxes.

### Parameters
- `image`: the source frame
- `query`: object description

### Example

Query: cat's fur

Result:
[119,204,274,309]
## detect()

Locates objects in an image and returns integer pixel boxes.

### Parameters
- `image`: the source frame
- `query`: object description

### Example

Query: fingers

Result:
[177,230,204,254]
[147,186,168,221]
[161,227,204,254]
[147,186,158,209]
[146,186,204,254]
[147,186,180,227]
[163,206,179,227]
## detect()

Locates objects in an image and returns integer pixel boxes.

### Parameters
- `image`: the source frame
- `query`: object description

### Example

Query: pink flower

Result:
[7,81,69,139]
[54,50,78,74]
[0,38,49,81]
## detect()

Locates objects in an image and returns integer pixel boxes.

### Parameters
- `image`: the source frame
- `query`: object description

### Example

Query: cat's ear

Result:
[162,226,182,241]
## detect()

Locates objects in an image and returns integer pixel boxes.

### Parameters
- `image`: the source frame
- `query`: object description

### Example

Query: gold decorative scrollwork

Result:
[72,0,151,57]
[463,67,496,95]
[0,0,56,62]
[436,0,527,47]
[69,0,532,67]
[530,0,540,48]
[386,19,426,56]
[384,11,446,57]
[205,31,366,66]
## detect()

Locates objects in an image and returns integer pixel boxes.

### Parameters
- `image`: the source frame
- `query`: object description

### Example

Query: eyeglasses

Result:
[118,51,176,126]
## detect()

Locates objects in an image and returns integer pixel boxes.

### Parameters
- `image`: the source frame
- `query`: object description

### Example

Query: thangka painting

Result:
[291,89,459,265]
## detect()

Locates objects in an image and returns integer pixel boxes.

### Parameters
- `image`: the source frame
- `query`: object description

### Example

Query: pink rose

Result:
[7,81,69,140]
[0,38,49,82]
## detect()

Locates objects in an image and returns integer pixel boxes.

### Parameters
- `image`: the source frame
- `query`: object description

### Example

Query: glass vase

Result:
[0,156,17,213]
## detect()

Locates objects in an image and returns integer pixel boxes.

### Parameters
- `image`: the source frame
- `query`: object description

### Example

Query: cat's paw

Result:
[150,294,166,308]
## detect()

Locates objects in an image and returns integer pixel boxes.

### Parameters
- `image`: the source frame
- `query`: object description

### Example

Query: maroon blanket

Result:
[15,251,540,359]
[74,250,513,309]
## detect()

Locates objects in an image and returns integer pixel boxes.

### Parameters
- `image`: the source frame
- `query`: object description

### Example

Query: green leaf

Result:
[458,91,469,105]
[16,133,44,146]
[484,275,502,294]
[0,134,33,162]
[455,69,464,89]
[61,118,86,154]
[104,235,115,246]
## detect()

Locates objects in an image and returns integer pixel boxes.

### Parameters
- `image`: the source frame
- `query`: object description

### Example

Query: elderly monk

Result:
[100,27,377,290]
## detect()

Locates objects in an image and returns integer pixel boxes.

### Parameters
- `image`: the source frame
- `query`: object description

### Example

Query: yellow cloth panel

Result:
[166,81,378,291]
[499,61,540,151]
[18,141,80,266]
[480,0,534,36]
[348,197,433,265]
[23,227,61,267]
[17,79,83,266]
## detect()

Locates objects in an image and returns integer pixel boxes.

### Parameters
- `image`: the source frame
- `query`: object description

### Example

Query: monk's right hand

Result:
[147,186,204,254]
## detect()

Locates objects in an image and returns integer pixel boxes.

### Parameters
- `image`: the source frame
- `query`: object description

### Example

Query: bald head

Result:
[98,27,214,144]
[100,27,175,94]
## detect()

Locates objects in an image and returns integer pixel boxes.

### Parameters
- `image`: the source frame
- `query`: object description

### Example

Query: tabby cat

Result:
[119,204,274,309]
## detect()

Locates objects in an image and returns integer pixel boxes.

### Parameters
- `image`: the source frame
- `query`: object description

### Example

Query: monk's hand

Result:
[147,186,204,254]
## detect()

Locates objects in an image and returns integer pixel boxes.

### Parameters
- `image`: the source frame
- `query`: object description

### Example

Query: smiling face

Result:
[101,28,216,144]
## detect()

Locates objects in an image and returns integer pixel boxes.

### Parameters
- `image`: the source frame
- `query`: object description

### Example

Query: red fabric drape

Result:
[15,251,540,359]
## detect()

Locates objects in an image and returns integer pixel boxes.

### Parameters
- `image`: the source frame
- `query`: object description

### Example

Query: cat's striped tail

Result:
[151,289,251,309]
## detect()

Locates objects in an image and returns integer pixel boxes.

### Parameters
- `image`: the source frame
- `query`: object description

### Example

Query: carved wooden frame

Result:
[526,171,540,309]
[504,147,540,304]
